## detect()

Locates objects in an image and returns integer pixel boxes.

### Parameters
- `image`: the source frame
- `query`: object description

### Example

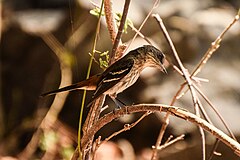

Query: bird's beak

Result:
[160,63,167,74]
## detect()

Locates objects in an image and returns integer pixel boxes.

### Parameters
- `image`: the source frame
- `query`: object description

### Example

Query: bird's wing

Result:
[91,57,134,101]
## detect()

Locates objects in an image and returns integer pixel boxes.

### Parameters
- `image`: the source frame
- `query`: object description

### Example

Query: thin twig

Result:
[126,0,160,51]
[191,9,240,77]
[208,140,221,160]
[152,14,199,108]
[167,20,237,141]
[105,111,152,142]
[129,24,153,45]
[153,134,185,150]
[170,82,186,105]
[151,112,170,160]
[170,9,240,107]
[164,135,174,144]
[193,83,236,140]
[94,111,152,154]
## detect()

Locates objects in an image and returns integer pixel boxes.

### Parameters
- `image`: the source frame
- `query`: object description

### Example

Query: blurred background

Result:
[1,0,240,159]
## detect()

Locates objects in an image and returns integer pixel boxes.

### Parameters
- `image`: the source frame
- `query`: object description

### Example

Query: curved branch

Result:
[81,104,240,157]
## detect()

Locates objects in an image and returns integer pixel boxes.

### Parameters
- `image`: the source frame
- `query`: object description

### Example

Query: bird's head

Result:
[138,45,167,74]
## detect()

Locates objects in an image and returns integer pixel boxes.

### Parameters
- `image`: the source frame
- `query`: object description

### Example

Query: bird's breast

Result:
[105,65,141,96]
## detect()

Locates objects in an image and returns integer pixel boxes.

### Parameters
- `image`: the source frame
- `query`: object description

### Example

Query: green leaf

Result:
[115,13,133,33]
[90,7,105,17]
[100,51,109,56]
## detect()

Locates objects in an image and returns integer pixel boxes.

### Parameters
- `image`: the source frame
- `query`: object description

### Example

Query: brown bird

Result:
[41,45,167,106]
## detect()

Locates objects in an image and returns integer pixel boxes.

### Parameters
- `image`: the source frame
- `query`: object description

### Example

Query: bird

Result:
[41,45,167,107]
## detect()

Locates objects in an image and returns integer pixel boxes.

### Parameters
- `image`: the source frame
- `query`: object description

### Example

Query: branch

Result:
[152,134,185,150]
[152,13,206,159]
[151,111,170,159]
[81,104,240,157]
[191,9,240,77]
[152,10,240,158]
[103,111,152,142]
[110,0,131,63]
[93,111,152,158]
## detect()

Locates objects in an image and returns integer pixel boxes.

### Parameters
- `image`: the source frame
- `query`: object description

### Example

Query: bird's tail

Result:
[40,74,100,97]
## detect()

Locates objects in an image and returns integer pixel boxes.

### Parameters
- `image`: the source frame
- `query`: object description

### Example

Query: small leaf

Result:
[90,8,104,17]
[100,51,109,56]
[115,13,133,33]
[102,61,108,68]
[106,54,109,62]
